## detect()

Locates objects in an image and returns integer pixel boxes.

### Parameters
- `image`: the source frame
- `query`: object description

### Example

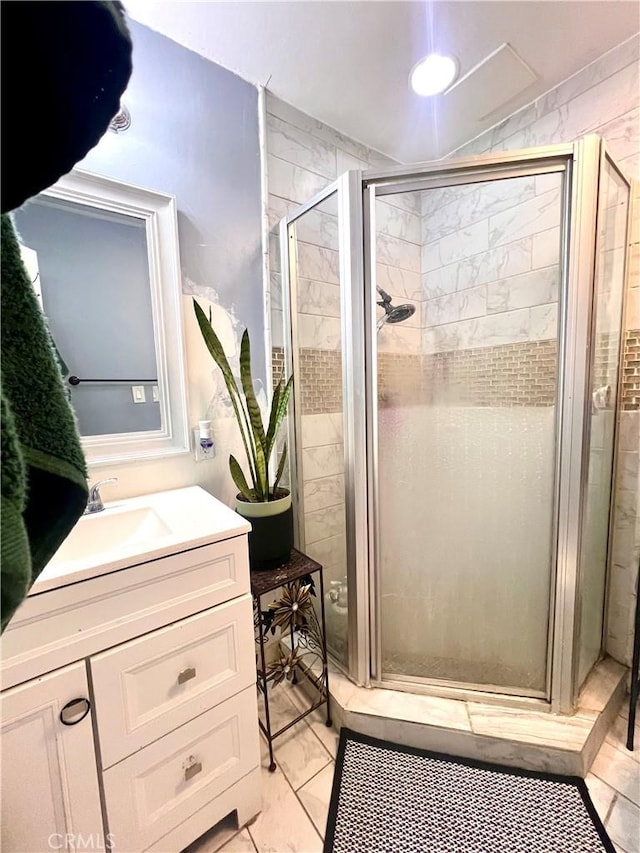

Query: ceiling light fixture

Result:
[410,53,458,96]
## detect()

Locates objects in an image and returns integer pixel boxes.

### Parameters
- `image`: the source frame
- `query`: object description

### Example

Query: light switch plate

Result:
[132,385,146,403]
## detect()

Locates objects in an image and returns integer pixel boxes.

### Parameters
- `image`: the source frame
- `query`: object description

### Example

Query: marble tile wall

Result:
[375,192,423,355]
[447,36,640,667]
[265,94,399,663]
[451,36,639,173]
[421,174,563,356]
[266,91,395,354]
[300,408,348,663]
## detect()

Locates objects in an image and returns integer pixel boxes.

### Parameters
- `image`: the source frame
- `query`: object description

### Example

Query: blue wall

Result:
[79,20,265,381]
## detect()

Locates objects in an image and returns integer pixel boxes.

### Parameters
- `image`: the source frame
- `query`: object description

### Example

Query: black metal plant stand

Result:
[251,549,332,772]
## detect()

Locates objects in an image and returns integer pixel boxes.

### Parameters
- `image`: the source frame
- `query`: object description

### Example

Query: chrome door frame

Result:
[360,141,596,710]
[280,175,368,680]
[572,143,633,695]
[551,135,601,712]
[278,136,619,713]
[599,148,634,671]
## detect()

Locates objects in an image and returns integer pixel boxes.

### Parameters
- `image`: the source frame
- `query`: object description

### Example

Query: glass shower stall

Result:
[276,136,632,714]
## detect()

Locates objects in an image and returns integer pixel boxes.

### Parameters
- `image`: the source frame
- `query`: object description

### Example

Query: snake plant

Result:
[193,299,293,503]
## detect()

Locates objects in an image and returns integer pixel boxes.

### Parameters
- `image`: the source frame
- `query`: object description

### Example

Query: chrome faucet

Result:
[84,478,118,514]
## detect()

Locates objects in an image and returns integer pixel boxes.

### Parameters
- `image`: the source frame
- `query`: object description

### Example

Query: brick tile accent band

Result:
[272,328,639,415]
[272,347,343,415]
[623,329,640,410]
[421,340,557,408]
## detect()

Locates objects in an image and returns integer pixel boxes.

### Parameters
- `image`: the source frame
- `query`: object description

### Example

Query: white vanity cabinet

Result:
[1,662,105,853]
[0,488,261,853]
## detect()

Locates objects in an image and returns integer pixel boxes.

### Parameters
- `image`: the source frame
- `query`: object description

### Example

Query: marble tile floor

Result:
[185,690,639,853]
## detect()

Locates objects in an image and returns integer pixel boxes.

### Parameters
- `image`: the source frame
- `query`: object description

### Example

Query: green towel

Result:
[1,215,88,631]
[0,1,132,631]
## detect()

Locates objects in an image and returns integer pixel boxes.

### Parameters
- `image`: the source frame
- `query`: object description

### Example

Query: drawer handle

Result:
[177,666,196,685]
[60,697,91,726]
[184,758,202,781]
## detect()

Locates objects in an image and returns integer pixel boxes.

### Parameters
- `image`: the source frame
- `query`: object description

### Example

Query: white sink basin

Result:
[33,486,251,594]
[51,507,172,564]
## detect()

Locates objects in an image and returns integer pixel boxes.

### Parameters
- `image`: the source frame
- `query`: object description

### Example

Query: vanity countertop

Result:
[31,486,251,595]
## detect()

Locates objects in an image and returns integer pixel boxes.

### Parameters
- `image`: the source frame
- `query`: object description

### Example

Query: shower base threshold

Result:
[330,657,626,777]
[286,643,626,777]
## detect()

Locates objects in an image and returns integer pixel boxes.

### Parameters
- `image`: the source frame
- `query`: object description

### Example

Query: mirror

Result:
[13,170,189,464]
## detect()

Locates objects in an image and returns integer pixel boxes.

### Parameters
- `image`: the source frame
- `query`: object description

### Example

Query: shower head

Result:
[376,286,415,331]
[386,304,415,324]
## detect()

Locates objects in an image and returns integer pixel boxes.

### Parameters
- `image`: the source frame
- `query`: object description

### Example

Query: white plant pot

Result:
[234,490,293,570]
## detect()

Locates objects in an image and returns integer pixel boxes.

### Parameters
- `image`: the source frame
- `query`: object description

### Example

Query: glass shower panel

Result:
[287,191,349,666]
[376,172,564,695]
[576,158,630,688]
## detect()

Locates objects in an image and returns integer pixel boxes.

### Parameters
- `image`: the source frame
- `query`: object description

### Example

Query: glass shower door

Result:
[279,173,365,673]
[576,152,631,688]
[370,166,567,696]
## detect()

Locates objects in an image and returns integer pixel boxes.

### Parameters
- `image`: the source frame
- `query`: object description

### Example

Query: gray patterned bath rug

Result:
[324,728,614,853]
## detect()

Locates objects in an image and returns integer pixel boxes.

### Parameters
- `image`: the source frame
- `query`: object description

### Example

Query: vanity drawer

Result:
[91,595,256,768]
[1,536,250,690]
[102,686,259,852]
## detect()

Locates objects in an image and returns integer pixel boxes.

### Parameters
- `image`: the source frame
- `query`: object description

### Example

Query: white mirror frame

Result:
[42,169,190,465]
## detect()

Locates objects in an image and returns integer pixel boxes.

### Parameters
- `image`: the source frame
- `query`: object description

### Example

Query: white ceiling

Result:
[124,0,639,163]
